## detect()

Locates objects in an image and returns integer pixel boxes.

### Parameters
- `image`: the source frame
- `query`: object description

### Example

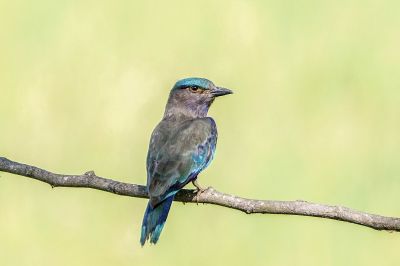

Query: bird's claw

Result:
[191,179,204,204]
[194,188,205,204]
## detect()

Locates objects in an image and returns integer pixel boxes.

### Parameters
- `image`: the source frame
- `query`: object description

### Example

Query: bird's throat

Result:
[163,97,213,120]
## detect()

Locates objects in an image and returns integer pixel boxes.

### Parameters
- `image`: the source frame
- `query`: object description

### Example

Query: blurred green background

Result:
[1,0,400,265]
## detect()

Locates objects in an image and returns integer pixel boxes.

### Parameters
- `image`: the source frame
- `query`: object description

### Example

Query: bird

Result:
[140,77,233,245]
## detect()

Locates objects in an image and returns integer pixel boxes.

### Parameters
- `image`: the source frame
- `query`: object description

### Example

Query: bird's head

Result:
[164,77,233,119]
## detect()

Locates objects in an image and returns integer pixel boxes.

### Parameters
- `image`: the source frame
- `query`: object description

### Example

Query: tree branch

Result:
[1,156,399,232]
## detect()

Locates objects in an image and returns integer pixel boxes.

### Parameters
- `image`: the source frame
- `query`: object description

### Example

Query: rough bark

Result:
[1,157,399,232]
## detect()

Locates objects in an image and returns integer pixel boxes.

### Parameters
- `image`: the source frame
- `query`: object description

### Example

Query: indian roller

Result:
[140,77,233,245]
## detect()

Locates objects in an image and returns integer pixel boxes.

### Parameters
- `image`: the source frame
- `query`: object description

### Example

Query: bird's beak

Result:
[211,87,233,97]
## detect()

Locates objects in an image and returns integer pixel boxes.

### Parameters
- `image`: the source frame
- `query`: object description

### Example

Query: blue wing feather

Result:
[157,117,217,200]
[140,117,217,245]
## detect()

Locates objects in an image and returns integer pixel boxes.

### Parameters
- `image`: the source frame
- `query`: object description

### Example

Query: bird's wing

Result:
[146,117,217,207]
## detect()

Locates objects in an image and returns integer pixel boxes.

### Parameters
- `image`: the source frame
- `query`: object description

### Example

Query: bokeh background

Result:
[1,0,400,265]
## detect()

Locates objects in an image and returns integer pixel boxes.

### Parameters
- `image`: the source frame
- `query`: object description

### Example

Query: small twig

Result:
[0,156,399,232]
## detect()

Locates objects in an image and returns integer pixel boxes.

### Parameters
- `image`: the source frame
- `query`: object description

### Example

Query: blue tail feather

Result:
[140,195,174,245]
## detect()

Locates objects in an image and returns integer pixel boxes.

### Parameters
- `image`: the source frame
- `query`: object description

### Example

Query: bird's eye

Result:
[188,86,201,93]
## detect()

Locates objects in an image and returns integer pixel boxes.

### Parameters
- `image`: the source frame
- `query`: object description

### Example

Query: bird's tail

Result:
[140,195,174,246]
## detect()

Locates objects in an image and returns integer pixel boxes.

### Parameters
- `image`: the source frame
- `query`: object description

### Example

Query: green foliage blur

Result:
[1,0,400,265]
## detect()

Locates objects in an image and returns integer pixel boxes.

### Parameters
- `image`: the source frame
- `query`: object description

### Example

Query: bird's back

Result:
[146,117,217,206]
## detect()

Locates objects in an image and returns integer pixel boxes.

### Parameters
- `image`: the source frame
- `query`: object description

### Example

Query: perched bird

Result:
[140,77,233,245]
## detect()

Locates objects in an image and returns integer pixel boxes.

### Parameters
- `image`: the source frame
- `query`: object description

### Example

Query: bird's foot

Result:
[192,179,204,191]
[192,180,207,204]
[194,189,205,204]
